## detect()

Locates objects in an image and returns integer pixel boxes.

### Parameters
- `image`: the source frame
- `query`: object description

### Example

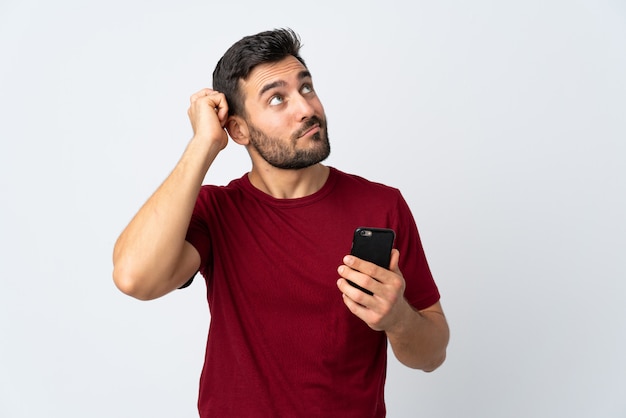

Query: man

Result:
[113,28,449,417]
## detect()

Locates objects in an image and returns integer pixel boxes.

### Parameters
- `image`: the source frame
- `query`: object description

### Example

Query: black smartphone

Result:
[348,227,396,295]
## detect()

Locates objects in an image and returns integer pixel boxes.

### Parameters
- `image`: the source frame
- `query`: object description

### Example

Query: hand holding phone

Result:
[347,227,396,295]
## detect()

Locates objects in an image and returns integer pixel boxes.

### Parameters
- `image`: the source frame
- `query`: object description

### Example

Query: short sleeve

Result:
[184,187,213,280]
[393,192,440,310]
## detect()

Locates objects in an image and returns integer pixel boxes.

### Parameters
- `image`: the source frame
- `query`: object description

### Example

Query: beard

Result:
[247,116,331,170]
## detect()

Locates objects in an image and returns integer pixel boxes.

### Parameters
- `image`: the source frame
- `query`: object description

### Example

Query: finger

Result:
[340,292,384,331]
[191,92,229,120]
[343,255,385,283]
[212,94,230,125]
[389,249,401,274]
[337,279,371,308]
[337,264,378,295]
[341,292,367,315]
[190,88,213,103]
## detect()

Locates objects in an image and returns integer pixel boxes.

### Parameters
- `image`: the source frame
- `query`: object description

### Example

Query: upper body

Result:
[112,28,449,416]
[187,167,439,416]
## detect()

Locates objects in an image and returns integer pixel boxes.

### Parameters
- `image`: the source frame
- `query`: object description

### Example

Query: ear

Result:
[226,116,250,146]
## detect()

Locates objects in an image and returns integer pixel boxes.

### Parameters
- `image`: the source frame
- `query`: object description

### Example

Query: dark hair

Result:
[212,28,306,117]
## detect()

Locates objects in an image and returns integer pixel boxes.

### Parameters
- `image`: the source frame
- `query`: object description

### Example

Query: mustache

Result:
[293,116,324,139]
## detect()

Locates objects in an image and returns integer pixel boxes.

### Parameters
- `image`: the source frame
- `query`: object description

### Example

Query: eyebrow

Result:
[258,70,312,98]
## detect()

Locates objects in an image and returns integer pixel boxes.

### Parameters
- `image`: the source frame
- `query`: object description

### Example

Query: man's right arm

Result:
[112,89,229,300]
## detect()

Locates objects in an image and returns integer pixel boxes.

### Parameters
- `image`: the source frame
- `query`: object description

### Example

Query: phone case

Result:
[350,227,395,268]
[348,227,396,295]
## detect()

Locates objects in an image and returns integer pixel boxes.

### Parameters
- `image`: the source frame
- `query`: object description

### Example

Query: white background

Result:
[1,1,625,417]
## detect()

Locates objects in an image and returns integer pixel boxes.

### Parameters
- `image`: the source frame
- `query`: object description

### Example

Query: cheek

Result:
[248,111,284,136]
[260,115,292,136]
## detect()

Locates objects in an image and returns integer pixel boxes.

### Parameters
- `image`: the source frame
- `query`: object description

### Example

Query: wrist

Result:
[385,298,419,337]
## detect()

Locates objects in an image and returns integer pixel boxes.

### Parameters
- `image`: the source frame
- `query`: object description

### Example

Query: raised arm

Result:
[112,89,229,300]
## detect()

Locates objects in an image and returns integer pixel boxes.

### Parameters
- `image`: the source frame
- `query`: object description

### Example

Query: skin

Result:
[227,56,331,198]
[112,55,449,372]
[337,251,449,371]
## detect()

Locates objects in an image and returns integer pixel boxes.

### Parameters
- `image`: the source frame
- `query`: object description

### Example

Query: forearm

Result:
[112,137,220,299]
[386,300,449,372]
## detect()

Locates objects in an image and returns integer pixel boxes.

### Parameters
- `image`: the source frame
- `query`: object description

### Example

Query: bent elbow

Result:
[421,350,447,373]
[112,265,158,301]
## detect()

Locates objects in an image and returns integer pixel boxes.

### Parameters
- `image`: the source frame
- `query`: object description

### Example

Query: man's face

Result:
[239,56,330,170]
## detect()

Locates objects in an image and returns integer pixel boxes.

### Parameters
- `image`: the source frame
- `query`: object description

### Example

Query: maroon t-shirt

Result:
[186,167,439,417]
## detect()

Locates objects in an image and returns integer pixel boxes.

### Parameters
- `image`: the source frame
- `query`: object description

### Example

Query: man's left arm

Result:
[337,249,450,372]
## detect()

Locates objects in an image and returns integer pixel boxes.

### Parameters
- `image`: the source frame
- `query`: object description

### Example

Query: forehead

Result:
[241,55,309,98]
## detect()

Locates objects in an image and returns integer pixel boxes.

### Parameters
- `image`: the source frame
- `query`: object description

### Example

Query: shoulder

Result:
[192,175,254,217]
[197,174,248,199]
[331,167,402,198]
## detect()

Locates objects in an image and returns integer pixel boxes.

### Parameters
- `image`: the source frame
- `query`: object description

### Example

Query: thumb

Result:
[389,249,401,274]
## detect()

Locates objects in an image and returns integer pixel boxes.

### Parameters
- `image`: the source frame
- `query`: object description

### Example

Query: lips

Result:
[300,124,320,138]
[296,117,323,139]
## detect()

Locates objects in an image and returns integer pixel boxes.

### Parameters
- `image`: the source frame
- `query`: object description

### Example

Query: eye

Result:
[301,84,314,94]
[269,95,284,106]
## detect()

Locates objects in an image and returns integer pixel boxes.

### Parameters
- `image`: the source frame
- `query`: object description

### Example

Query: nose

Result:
[293,93,315,121]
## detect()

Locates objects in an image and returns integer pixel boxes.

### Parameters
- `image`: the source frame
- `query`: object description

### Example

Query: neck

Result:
[247,163,330,199]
